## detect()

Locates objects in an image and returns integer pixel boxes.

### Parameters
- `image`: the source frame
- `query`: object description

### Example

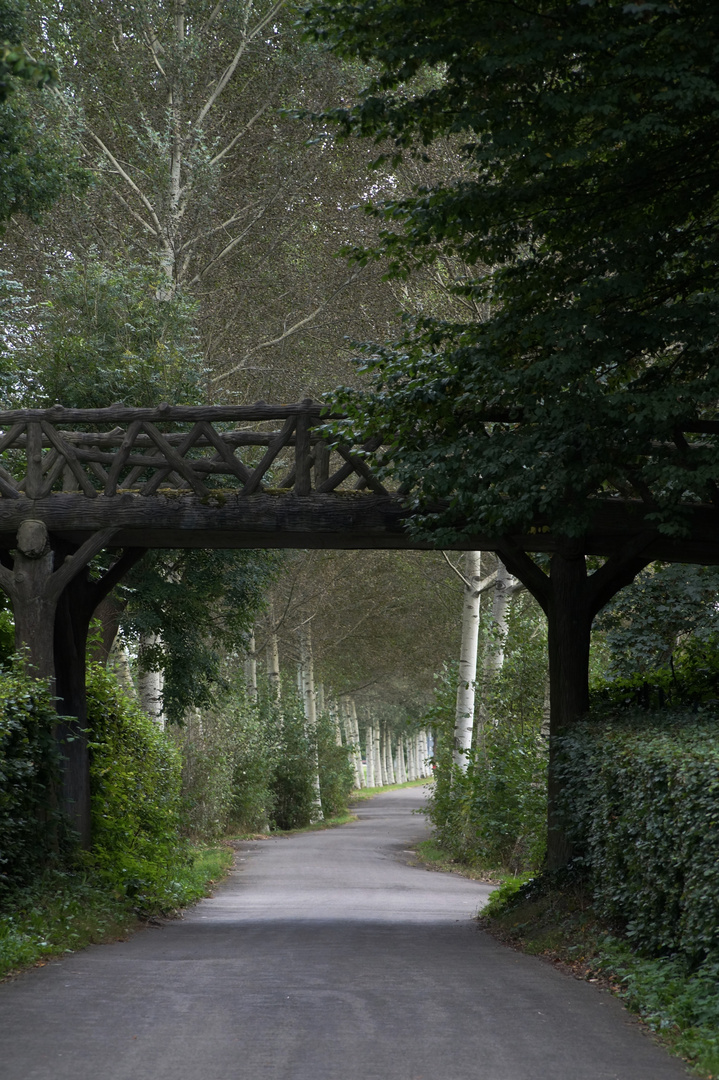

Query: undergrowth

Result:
[0,844,232,980]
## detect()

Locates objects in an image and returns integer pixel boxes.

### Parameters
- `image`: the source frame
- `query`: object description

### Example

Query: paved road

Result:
[0,788,689,1079]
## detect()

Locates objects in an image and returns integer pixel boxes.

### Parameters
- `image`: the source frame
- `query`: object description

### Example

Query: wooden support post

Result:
[0,526,141,847]
[496,537,654,870]
[294,404,312,496]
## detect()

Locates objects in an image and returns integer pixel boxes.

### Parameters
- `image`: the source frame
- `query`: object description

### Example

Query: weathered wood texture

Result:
[0,402,390,503]
[0,401,715,561]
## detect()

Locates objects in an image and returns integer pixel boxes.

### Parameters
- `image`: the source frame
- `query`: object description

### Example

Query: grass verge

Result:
[411,838,505,883]
[480,875,719,1079]
[0,843,233,982]
[268,811,358,836]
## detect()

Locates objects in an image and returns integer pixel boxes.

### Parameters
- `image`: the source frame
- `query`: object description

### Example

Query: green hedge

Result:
[0,666,64,892]
[557,708,719,966]
[86,663,194,913]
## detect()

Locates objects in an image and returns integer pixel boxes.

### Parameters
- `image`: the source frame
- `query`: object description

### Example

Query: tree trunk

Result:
[398,736,407,783]
[298,619,323,821]
[329,698,343,746]
[484,559,511,678]
[137,632,165,730]
[453,551,482,769]
[346,697,364,788]
[244,627,258,700]
[375,725,386,786]
[266,608,282,704]
[387,731,396,784]
[365,724,375,787]
[108,637,135,696]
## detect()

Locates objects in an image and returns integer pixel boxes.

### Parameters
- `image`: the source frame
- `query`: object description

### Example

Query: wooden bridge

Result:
[0,400,716,856]
[0,400,715,559]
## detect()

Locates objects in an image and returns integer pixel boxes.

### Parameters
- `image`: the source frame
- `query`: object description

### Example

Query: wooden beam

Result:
[0,492,714,561]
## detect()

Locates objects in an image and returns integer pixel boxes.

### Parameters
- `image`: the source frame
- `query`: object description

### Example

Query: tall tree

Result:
[306,0,719,864]
[8,0,409,402]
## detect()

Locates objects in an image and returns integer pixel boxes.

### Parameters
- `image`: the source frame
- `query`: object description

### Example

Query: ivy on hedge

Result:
[556,708,719,966]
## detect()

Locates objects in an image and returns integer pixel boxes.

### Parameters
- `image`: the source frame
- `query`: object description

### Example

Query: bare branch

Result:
[87,131,164,236]
[209,102,272,166]
[194,1,285,129]
[142,27,167,78]
[103,179,159,236]
[186,187,284,284]
[211,268,364,384]
[179,201,261,251]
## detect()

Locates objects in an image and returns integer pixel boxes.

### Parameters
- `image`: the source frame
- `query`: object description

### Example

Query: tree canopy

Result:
[306,0,719,543]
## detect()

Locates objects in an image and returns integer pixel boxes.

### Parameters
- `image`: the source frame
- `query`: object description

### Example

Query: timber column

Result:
[0,522,119,846]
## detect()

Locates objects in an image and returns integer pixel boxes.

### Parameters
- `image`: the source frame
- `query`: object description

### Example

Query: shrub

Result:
[0,664,65,892]
[426,665,547,872]
[86,663,192,913]
[316,711,354,818]
[173,694,275,839]
[557,707,719,966]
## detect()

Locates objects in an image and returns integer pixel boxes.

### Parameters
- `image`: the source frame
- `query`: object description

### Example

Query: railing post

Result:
[25,422,43,499]
[314,439,330,488]
[294,402,313,496]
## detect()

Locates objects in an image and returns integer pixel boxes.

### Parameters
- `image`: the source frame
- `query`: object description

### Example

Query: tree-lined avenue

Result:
[0,789,690,1079]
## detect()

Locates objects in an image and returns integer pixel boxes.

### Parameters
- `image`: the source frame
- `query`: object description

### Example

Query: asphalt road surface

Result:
[0,787,690,1079]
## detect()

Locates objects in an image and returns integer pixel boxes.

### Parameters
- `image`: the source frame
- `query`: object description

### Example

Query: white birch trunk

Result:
[244,627,257,700]
[418,731,427,778]
[316,682,326,716]
[383,729,391,784]
[406,736,416,781]
[484,559,512,679]
[365,724,375,787]
[348,698,365,788]
[298,619,323,821]
[397,736,407,783]
[374,726,384,787]
[453,551,483,770]
[266,615,282,704]
[137,631,165,730]
[387,732,397,784]
[108,637,136,698]
[329,699,343,747]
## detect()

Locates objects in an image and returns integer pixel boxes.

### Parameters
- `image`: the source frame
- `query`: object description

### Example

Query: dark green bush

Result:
[591,637,719,712]
[86,663,193,913]
[270,705,319,830]
[557,708,719,966]
[0,664,65,892]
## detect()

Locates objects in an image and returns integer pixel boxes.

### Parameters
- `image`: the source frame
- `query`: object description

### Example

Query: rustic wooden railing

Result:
[0,401,400,501]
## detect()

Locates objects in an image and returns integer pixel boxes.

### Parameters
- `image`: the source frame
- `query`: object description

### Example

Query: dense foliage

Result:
[0,0,85,226]
[176,676,354,838]
[307,0,719,543]
[0,664,64,891]
[85,663,196,913]
[557,709,719,966]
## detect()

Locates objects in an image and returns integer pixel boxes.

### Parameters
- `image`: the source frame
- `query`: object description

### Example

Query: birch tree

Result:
[297,617,323,820]
[7,0,409,401]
